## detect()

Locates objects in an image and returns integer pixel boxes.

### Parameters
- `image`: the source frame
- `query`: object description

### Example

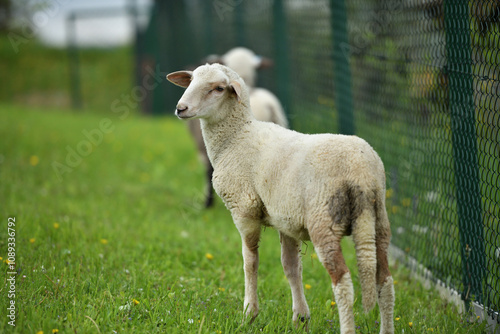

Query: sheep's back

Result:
[249,88,288,128]
[251,126,385,234]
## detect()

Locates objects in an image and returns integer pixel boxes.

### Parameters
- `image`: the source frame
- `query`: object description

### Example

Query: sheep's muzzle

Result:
[175,103,191,119]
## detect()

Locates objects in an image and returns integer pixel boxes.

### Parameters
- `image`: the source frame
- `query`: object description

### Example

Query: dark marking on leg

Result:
[245,233,261,253]
[326,249,349,285]
[376,240,391,286]
[310,227,349,286]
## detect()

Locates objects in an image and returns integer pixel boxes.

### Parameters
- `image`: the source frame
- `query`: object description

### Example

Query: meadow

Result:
[0,104,492,333]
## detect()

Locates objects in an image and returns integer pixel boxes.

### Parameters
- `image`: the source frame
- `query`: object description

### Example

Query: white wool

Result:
[249,88,288,128]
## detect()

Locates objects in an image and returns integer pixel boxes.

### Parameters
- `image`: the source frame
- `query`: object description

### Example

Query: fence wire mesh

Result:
[139,0,500,322]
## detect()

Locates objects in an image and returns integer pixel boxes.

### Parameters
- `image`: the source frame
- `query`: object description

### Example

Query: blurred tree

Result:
[0,0,12,32]
[1,0,49,32]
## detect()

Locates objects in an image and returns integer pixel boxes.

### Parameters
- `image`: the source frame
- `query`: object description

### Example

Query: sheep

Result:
[188,47,288,207]
[167,63,395,334]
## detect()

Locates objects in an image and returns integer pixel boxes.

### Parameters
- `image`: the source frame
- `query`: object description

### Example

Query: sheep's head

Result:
[201,48,273,88]
[167,64,246,122]
[221,47,273,88]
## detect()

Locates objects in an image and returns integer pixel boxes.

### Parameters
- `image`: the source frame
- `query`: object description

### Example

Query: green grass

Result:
[0,33,133,113]
[0,104,494,333]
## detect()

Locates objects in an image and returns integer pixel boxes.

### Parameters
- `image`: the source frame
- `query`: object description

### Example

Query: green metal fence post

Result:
[273,0,291,125]
[156,0,196,115]
[330,0,354,135]
[235,1,246,46]
[203,0,214,55]
[153,0,168,115]
[444,1,485,307]
[66,12,82,110]
[128,0,141,106]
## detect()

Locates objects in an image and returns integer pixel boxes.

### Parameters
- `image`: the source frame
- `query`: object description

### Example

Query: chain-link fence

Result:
[138,0,500,326]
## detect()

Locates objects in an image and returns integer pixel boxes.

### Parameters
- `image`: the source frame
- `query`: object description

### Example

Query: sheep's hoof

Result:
[242,313,258,325]
[293,314,310,331]
[243,304,259,324]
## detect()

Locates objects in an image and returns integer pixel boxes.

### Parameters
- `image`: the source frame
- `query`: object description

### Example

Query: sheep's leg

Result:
[376,235,394,334]
[235,218,261,320]
[377,275,395,334]
[279,232,310,326]
[310,223,355,334]
[204,163,214,208]
[333,272,355,334]
[372,201,395,334]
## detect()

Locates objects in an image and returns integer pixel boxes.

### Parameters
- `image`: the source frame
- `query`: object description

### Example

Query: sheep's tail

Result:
[351,187,378,313]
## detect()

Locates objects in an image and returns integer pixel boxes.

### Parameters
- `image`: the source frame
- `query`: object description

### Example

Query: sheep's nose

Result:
[176,103,188,114]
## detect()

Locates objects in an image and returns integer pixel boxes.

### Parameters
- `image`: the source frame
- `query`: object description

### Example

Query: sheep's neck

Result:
[200,109,252,166]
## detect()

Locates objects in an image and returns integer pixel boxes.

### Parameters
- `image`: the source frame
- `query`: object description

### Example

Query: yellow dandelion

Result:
[409,322,413,328]
[402,198,411,207]
[331,301,336,307]
[133,299,140,305]
[52,330,59,334]
[393,280,398,285]
[386,189,393,199]
[391,206,399,214]
[30,155,39,166]
[395,317,400,321]
[5,259,11,264]
[216,331,222,334]
[100,239,108,245]
[311,253,318,260]
[0,256,3,261]
[205,253,214,260]
[218,287,226,292]
[53,222,60,229]
[36,331,44,334]
[428,329,434,332]
[30,238,36,243]
[476,315,480,320]
[305,284,312,290]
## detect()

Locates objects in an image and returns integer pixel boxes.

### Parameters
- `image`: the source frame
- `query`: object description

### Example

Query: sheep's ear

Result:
[166,71,193,88]
[204,54,223,65]
[256,56,274,69]
[230,81,242,103]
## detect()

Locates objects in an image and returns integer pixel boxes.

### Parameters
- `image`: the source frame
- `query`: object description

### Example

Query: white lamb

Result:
[189,47,288,207]
[167,64,395,334]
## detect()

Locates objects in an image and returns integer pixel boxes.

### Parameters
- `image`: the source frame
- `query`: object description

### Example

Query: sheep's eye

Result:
[215,86,224,92]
